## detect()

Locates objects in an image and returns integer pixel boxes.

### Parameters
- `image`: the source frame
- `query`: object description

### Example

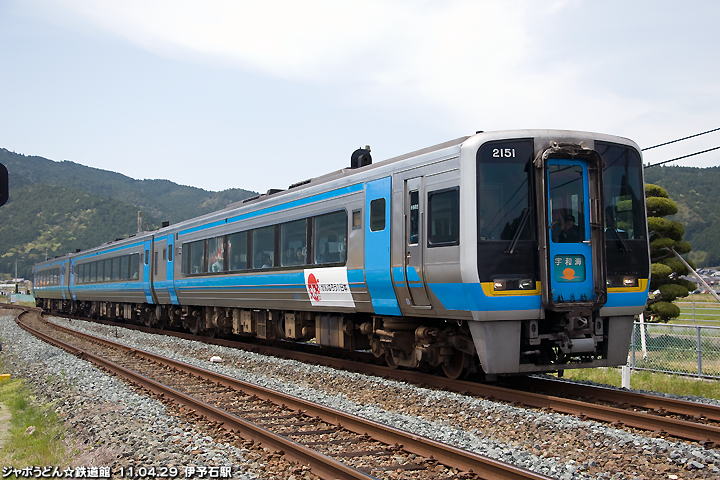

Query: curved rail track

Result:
[41,308,720,447]
[11,307,551,480]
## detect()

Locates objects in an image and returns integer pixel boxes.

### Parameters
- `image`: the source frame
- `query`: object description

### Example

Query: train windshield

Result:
[476,139,537,284]
[596,142,645,240]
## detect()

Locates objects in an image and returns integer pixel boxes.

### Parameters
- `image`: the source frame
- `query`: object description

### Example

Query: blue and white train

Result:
[33,130,650,379]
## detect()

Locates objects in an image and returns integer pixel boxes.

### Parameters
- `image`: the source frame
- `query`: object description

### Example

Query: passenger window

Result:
[145,250,149,265]
[112,257,121,280]
[352,209,362,230]
[227,232,247,271]
[84,264,91,283]
[428,188,460,246]
[120,256,129,280]
[130,253,140,280]
[370,199,385,231]
[90,262,97,283]
[314,211,347,265]
[253,226,275,269]
[169,248,173,262]
[104,259,112,281]
[207,237,225,273]
[281,219,307,267]
[186,240,205,274]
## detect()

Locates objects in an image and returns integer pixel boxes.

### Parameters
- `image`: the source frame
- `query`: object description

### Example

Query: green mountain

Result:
[0,148,256,279]
[643,165,720,266]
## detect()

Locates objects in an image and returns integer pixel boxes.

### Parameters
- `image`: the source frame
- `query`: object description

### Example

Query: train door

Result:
[167,234,179,305]
[364,177,401,316]
[69,260,77,301]
[60,261,67,300]
[545,158,603,304]
[142,239,156,304]
[404,177,432,307]
[152,238,168,303]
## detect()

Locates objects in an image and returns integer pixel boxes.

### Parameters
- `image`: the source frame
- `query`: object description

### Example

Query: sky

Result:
[1,0,719,194]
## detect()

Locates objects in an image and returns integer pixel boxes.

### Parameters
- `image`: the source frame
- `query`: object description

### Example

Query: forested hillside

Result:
[0,148,256,279]
[643,165,720,266]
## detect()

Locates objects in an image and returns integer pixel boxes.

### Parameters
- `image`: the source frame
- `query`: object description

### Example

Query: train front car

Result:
[459,131,649,377]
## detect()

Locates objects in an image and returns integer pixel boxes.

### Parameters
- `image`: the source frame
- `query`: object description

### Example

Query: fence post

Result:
[697,326,703,378]
[639,313,648,359]
[631,322,636,369]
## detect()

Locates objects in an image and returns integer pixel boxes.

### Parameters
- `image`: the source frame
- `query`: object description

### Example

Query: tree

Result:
[645,183,696,322]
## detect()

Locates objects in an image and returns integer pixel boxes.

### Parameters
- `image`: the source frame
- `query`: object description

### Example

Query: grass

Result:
[555,367,720,401]
[0,358,70,476]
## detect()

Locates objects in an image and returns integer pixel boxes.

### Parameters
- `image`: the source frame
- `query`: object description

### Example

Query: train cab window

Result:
[90,262,97,283]
[120,256,129,280]
[253,226,275,269]
[370,199,385,232]
[477,140,535,241]
[409,191,419,245]
[227,232,247,271]
[548,164,585,243]
[314,211,347,265]
[186,240,205,274]
[112,257,121,280]
[130,253,140,280]
[428,188,460,246]
[207,236,225,273]
[281,219,307,267]
[104,259,112,281]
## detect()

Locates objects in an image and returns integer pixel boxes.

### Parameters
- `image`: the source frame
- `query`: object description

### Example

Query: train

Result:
[32,129,650,380]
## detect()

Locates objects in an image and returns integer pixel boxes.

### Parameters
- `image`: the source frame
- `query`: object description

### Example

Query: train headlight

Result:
[519,278,534,290]
[493,279,506,291]
[623,276,637,287]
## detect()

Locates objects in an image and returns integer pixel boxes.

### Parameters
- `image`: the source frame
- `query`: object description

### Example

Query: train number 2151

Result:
[492,148,516,158]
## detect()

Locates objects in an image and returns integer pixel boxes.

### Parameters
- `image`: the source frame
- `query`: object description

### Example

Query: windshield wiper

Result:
[605,215,631,252]
[504,208,530,254]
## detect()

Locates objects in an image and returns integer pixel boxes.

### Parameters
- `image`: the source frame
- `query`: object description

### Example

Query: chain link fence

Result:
[628,321,720,379]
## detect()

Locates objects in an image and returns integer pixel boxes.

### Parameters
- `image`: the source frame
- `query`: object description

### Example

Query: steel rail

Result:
[513,376,720,423]
[41,311,720,445]
[19,314,551,480]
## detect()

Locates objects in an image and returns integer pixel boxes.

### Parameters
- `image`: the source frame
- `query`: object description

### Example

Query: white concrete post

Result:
[639,312,648,360]
[621,365,631,389]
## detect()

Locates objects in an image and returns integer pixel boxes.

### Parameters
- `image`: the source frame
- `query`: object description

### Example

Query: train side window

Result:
[90,262,97,283]
[163,249,167,261]
[227,232,248,271]
[84,263,91,283]
[97,261,104,283]
[120,256,129,280]
[112,257,121,280]
[130,253,140,280]
[314,211,347,265]
[207,236,225,273]
[352,209,362,230]
[253,226,275,269]
[145,250,149,265]
[154,251,159,275]
[104,259,112,281]
[281,219,307,267]
[370,199,385,232]
[168,248,173,262]
[185,240,205,274]
[428,188,460,247]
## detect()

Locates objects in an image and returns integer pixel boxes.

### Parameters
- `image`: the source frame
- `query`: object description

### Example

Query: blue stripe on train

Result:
[429,283,648,312]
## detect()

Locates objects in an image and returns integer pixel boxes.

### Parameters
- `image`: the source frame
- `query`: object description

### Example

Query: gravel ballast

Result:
[2,310,720,479]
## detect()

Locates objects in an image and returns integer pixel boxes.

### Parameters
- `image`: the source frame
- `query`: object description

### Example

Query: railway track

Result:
[15,308,551,480]
[44,309,720,447]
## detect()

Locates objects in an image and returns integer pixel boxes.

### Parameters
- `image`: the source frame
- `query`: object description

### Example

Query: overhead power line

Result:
[644,146,720,168]
[642,127,720,151]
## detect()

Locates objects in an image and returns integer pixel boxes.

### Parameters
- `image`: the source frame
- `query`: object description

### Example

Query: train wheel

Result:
[442,351,469,380]
[385,351,399,369]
